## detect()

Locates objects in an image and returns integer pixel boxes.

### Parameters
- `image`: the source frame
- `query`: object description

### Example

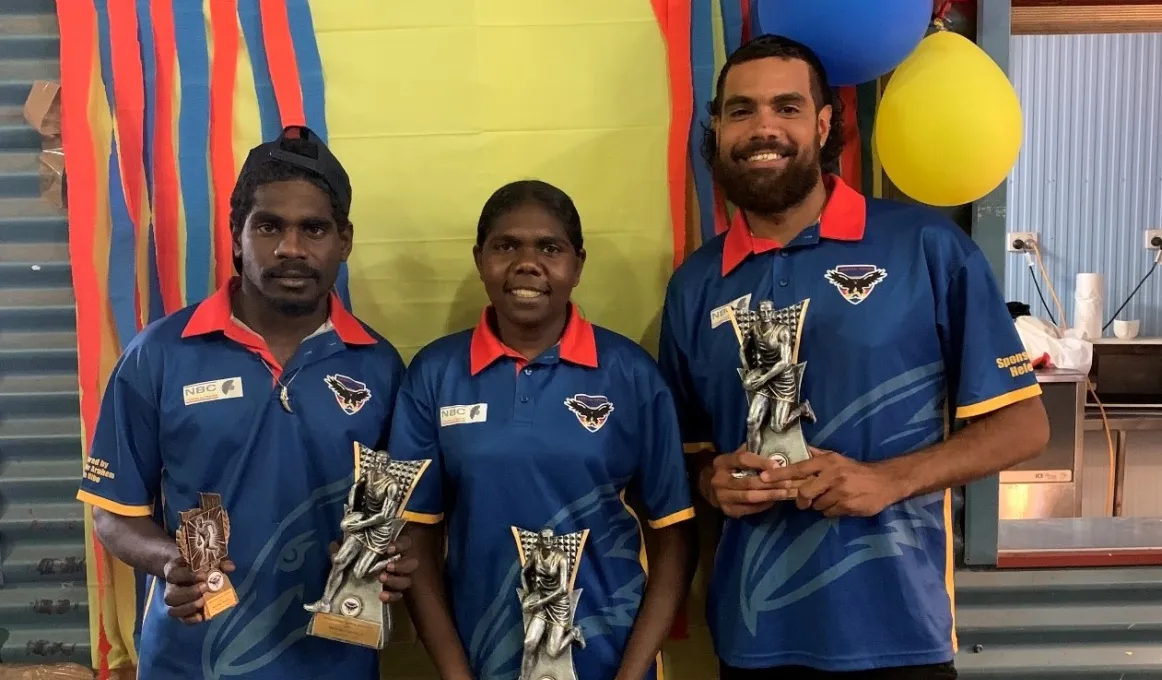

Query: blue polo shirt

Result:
[75,279,406,680]
[390,307,695,680]
[658,176,1041,672]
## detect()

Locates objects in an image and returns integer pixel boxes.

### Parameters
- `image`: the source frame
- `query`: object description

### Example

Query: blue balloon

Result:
[755,0,933,86]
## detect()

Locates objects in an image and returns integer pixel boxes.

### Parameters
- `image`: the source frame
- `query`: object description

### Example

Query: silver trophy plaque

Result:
[304,443,430,649]
[512,526,590,680]
[729,299,815,475]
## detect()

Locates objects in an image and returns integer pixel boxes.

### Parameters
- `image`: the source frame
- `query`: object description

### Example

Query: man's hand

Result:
[162,556,236,625]
[327,534,419,604]
[708,447,802,518]
[379,533,418,604]
[763,448,906,518]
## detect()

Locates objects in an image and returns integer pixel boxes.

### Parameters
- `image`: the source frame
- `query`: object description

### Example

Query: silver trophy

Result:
[512,526,590,680]
[304,443,430,649]
[729,299,815,476]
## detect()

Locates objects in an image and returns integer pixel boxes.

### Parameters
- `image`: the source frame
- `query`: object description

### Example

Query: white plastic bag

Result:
[1014,315,1094,375]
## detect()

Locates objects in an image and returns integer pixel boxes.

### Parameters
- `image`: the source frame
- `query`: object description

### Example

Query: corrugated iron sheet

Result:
[1005,33,1162,337]
[0,0,90,666]
[954,566,1162,678]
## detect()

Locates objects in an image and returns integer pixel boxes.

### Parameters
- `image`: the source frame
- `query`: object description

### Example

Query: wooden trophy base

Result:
[202,569,238,619]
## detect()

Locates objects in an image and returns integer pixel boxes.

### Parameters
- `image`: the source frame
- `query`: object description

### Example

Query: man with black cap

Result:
[76,126,414,679]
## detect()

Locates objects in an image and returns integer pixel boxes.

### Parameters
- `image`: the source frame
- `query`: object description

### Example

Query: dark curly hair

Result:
[700,34,845,175]
[227,137,352,272]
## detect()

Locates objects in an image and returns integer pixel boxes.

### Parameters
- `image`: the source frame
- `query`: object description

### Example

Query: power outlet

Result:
[1145,229,1162,250]
[1007,232,1038,252]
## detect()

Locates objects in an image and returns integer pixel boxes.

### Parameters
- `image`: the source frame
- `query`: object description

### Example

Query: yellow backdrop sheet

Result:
[308,0,674,359]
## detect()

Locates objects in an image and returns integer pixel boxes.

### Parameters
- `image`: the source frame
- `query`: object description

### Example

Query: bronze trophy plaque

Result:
[175,492,238,619]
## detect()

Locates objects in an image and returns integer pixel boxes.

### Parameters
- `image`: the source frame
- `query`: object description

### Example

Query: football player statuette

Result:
[304,443,430,649]
[730,299,815,476]
[512,526,589,680]
[175,492,238,619]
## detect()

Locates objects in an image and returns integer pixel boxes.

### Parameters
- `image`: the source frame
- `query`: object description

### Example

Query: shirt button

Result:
[780,251,789,258]
[778,278,789,287]
[523,368,533,376]
[519,396,530,403]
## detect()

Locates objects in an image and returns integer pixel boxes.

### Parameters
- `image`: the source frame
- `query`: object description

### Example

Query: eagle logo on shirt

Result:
[324,374,372,415]
[564,394,615,433]
[824,265,887,305]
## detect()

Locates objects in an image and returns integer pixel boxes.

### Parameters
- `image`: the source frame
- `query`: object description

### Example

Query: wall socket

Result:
[1145,229,1162,250]
[1007,232,1038,252]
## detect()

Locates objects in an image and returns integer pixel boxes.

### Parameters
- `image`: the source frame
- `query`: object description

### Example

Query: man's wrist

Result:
[698,462,719,508]
[874,455,920,503]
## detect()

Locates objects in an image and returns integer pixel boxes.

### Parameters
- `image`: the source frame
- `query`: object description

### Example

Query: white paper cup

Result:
[1113,319,1140,339]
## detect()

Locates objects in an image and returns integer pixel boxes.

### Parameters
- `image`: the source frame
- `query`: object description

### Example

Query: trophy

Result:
[511,526,589,680]
[304,443,430,649]
[175,492,238,619]
[728,298,815,476]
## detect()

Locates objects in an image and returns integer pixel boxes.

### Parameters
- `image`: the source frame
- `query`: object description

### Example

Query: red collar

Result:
[181,277,376,345]
[721,174,867,276]
[469,304,598,376]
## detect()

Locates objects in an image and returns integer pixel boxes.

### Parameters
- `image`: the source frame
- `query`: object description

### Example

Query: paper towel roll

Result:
[1073,272,1104,340]
[1075,272,1104,299]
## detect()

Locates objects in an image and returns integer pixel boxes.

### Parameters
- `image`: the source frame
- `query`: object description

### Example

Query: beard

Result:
[712,134,823,216]
[242,260,327,317]
[266,296,321,317]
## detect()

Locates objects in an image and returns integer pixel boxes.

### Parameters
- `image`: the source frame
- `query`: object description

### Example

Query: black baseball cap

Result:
[238,125,352,216]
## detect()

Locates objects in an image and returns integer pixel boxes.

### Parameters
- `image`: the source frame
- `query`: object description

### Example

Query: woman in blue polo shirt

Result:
[390,179,696,680]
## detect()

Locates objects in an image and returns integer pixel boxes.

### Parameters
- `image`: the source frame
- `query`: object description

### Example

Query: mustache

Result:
[731,139,798,162]
[263,263,320,279]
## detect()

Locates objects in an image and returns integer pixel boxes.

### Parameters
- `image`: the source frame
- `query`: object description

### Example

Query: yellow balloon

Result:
[873,31,1023,207]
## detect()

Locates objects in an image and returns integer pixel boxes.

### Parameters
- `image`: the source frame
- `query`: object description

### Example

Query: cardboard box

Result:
[0,664,94,680]
[23,80,61,137]
[23,80,66,209]
[39,147,65,210]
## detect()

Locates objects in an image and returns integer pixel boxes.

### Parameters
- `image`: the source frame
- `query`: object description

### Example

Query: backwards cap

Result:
[238,125,352,215]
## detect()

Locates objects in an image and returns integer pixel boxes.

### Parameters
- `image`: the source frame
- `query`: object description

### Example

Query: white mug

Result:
[1113,319,1140,340]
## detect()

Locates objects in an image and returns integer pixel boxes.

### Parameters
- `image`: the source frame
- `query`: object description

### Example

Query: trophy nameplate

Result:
[175,492,238,619]
[728,299,815,477]
[512,526,589,680]
[304,443,430,649]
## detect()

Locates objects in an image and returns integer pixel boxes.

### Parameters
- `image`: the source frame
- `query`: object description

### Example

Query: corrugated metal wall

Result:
[0,0,91,666]
[1005,32,1162,336]
[955,566,1162,679]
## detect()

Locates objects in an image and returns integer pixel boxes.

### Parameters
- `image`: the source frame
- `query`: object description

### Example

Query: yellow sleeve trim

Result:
[648,506,696,529]
[956,384,1043,420]
[683,442,715,454]
[76,490,153,517]
[402,510,443,525]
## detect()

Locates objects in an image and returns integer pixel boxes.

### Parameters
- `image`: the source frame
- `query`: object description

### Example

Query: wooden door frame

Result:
[1012,0,1162,34]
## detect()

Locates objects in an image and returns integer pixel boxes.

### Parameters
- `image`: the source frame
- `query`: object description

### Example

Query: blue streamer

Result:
[238,0,282,142]
[286,0,327,141]
[136,0,165,322]
[720,0,743,54]
[94,0,140,349]
[171,0,212,302]
[690,0,719,245]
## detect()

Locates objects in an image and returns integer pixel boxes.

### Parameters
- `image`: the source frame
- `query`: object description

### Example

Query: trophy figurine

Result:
[512,526,589,680]
[304,443,430,649]
[729,298,815,476]
[175,492,238,619]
